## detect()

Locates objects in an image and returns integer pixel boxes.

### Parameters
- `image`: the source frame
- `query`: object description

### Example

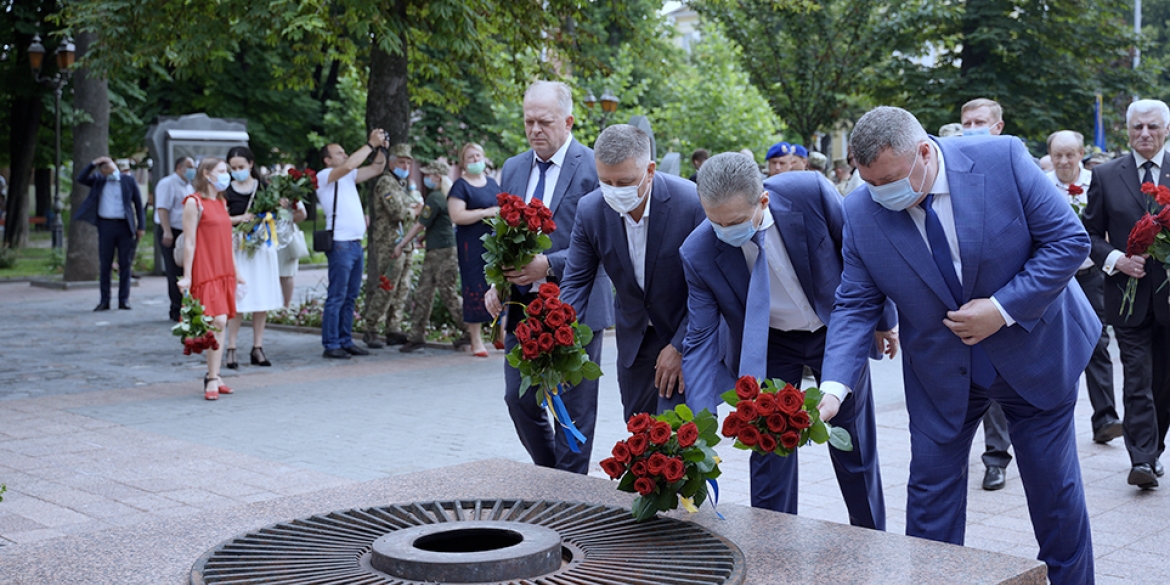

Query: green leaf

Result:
[660,410,682,426]
[581,361,602,380]
[809,419,830,444]
[674,403,694,421]
[576,324,594,345]
[720,389,740,407]
[617,472,636,492]
[537,233,553,249]
[828,424,854,451]
[631,495,658,521]
[804,385,823,403]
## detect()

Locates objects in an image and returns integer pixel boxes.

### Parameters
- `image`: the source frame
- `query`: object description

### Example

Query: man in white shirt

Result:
[317,128,388,359]
[155,157,194,321]
[1048,130,1121,444]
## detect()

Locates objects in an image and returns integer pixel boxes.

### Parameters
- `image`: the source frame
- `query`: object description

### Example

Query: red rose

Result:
[628,433,649,456]
[600,457,625,479]
[766,413,788,434]
[542,219,556,233]
[289,168,302,179]
[538,282,560,299]
[677,421,699,448]
[648,421,672,445]
[1159,185,1170,207]
[739,424,761,447]
[522,340,540,360]
[759,432,778,453]
[183,347,192,356]
[544,297,563,311]
[780,430,801,449]
[634,477,656,496]
[1142,182,1159,195]
[504,210,523,227]
[721,413,742,437]
[537,333,555,353]
[628,413,653,434]
[737,400,759,421]
[777,385,805,415]
[646,452,669,476]
[526,298,544,317]
[563,304,577,323]
[554,326,575,347]
[497,193,510,206]
[515,323,532,343]
[527,319,543,334]
[663,457,686,483]
[529,198,546,210]
[526,216,542,232]
[755,393,778,416]
[1066,183,1083,196]
[612,441,631,464]
[1127,213,1161,256]
[734,376,759,400]
[789,410,812,430]
[1159,206,1170,227]
[631,459,649,477]
[545,309,566,328]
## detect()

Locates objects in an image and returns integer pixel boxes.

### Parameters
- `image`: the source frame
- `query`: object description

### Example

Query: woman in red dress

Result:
[178,158,244,400]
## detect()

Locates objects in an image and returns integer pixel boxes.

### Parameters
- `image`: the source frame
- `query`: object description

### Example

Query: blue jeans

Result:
[322,240,364,350]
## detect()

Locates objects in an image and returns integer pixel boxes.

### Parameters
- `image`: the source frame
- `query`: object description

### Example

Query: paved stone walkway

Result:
[0,274,1167,583]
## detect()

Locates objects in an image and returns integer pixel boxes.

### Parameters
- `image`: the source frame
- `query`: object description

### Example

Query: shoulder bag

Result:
[312,181,337,253]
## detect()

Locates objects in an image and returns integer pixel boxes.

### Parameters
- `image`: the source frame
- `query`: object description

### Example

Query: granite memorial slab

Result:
[0,459,1045,584]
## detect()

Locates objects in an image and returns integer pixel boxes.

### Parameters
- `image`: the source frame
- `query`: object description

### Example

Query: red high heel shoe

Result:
[203,376,219,401]
[214,376,234,394]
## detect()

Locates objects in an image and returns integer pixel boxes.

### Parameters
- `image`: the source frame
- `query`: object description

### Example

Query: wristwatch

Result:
[546,263,555,279]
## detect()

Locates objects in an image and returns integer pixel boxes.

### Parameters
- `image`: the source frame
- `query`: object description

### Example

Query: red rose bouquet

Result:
[506,282,601,452]
[172,294,220,355]
[720,376,853,457]
[601,405,723,521]
[1120,183,1170,317]
[481,192,555,308]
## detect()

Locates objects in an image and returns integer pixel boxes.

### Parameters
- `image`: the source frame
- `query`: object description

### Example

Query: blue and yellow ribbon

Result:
[541,384,587,453]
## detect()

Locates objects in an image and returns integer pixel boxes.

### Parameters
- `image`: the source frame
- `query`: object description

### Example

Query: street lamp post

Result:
[582,89,620,129]
[27,34,75,250]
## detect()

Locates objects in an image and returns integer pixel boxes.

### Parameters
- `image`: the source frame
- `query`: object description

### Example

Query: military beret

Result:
[794,145,809,158]
[420,160,450,176]
[765,142,793,160]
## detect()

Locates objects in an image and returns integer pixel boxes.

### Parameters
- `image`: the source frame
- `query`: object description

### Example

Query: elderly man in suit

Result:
[680,152,896,528]
[486,81,614,475]
[560,124,707,420]
[75,156,146,311]
[821,106,1096,584]
[1084,99,1170,489]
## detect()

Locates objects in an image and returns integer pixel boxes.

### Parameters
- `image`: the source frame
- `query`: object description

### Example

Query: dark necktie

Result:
[739,229,770,379]
[1142,161,1159,213]
[920,194,996,388]
[517,159,554,295]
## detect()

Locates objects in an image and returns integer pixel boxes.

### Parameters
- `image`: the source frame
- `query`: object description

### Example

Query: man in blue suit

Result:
[74,156,146,311]
[820,106,1096,584]
[561,124,707,420]
[486,81,614,475]
[680,153,896,528]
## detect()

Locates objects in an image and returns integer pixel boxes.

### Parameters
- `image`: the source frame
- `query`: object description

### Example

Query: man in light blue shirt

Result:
[74,156,145,311]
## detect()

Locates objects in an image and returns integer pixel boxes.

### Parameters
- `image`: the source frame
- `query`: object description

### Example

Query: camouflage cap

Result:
[420,160,450,176]
[389,144,413,160]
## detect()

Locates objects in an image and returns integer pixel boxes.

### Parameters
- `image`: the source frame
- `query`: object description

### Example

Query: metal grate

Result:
[191,499,745,584]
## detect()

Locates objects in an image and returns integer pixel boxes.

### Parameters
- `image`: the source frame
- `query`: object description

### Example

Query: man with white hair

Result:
[1048,130,1121,445]
[1084,99,1170,490]
[486,80,614,475]
[821,106,1096,584]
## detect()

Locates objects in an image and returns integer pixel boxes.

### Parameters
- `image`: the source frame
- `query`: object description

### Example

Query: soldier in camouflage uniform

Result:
[393,160,468,353]
[362,144,416,348]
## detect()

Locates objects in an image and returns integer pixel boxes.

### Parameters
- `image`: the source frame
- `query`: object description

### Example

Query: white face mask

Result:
[600,170,649,214]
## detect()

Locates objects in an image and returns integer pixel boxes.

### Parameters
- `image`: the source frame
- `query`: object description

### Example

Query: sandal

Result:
[225,348,239,370]
[203,376,219,401]
[251,347,271,367]
[214,376,234,395]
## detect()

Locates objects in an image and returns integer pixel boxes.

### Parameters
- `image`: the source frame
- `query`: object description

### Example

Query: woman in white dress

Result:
[223,146,285,368]
[277,194,308,307]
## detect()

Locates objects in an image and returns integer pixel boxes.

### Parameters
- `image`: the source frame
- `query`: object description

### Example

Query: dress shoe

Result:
[323,348,351,359]
[362,332,385,349]
[1128,463,1159,489]
[982,466,1006,491]
[94,303,110,311]
[224,348,239,370]
[1156,460,1165,478]
[1093,421,1124,444]
[342,344,370,356]
[400,340,426,353]
[385,331,409,346]
[118,303,132,310]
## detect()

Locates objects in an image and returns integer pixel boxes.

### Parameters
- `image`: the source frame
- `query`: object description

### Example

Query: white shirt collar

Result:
[534,135,573,168]
[1134,147,1165,170]
[925,141,949,195]
[622,183,653,225]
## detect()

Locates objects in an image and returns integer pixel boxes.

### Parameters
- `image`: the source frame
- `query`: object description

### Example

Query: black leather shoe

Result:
[224,348,238,370]
[118,303,132,310]
[94,303,110,311]
[399,340,426,353]
[1156,460,1165,478]
[1128,464,1159,489]
[362,332,385,349]
[1093,422,1124,444]
[342,344,370,356]
[323,348,351,359]
[982,466,1006,491]
[385,331,409,346]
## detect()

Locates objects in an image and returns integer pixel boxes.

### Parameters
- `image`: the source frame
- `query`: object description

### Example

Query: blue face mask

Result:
[712,204,762,247]
[423,177,437,190]
[392,168,410,180]
[231,170,250,182]
[213,173,231,192]
[109,169,121,181]
[962,126,991,137]
[867,150,926,211]
[184,168,196,182]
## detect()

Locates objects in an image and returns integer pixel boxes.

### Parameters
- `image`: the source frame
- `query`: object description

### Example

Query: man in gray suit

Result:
[486,81,615,474]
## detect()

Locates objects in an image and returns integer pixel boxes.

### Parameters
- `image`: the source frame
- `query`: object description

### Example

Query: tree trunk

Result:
[34,168,51,219]
[64,31,108,282]
[4,95,43,249]
[364,6,411,307]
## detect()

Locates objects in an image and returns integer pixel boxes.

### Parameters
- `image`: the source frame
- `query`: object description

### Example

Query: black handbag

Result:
[312,181,337,253]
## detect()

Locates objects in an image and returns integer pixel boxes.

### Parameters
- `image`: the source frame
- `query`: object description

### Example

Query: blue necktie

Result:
[738,229,770,380]
[921,194,995,387]
[518,159,555,296]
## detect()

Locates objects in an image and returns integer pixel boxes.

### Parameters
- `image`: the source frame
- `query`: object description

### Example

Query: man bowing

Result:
[820,106,1096,584]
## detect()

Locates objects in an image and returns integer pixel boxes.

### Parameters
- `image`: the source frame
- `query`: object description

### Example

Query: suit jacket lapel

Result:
[715,240,750,307]
[550,141,581,215]
[642,175,672,293]
[1120,153,1143,211]
[608,206,637,291]
[509,151,535,197]
[876,206,957,308]
[941,143,985,302]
